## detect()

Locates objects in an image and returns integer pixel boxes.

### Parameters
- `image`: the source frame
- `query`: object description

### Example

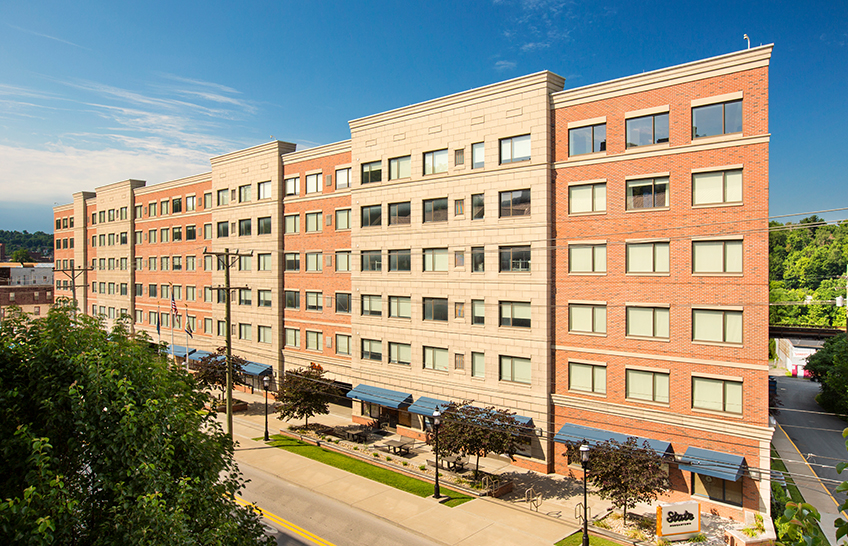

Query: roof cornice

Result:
[282,139,351,164]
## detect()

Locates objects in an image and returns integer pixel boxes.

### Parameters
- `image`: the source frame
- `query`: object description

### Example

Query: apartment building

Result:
[54,45,772,516]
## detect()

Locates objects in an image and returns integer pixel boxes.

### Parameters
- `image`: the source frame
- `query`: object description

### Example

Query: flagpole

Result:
[184,304,189,372]
[157,303,161,346]
[170,283,175,366]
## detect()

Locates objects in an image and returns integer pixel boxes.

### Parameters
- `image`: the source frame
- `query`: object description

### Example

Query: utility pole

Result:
[54,264,94,315]
[202,247,252,440]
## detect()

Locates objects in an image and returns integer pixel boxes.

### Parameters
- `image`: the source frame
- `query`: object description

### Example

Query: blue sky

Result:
[1,0,846,233]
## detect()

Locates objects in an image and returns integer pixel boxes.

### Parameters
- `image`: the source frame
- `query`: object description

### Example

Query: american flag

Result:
[170,285,178,317]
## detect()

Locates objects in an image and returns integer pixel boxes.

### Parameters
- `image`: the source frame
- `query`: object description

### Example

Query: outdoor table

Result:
[443,455,467,471]
[384,438,414,455]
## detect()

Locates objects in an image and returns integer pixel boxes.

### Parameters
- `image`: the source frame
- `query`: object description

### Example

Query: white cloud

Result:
[6,24,89,50]
[494,60,518,70]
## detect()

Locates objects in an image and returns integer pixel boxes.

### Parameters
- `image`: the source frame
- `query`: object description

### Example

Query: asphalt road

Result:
[238,458,441,546]
[774,375,847,507]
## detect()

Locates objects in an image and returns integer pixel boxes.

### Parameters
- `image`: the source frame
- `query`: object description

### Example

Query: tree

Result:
[428,401,529,479]
[274,364,337,429]
[10,248,33,265]
[0,304,272,545]
[804,335,848,415]
[193,346,247,401]
[775,502,827,546]
[566,437,669,521]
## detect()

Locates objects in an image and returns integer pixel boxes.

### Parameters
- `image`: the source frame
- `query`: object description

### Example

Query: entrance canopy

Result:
[677,446,746,481]
[553,422,672,455]
[407,396,450,416]
[346,384,413,409]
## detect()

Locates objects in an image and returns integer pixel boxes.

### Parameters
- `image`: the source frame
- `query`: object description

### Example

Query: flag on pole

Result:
[170,283,178,318]
[156,304,161,336]
[184,305,193,338]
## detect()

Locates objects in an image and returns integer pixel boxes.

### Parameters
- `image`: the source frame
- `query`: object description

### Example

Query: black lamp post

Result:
[432,409,441,499]
[580,443,590,546]
[263,375,270,442]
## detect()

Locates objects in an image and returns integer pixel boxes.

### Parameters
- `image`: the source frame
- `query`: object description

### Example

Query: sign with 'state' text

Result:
[656,501,701,539]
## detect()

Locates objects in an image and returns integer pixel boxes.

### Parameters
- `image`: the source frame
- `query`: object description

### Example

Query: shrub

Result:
[419,465,426,471]
[687,533,707,543]
[386,456,392,461]
[595,519,612,530]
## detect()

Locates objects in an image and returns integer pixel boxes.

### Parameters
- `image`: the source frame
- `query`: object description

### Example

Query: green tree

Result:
[804,335,848,415]
[0,304,271,545]
[776,502,827,546]
[10,248,33,265]
[274,364,337,429]
[193,346,248,401]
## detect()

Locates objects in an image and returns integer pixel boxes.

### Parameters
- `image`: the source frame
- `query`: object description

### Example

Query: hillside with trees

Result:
[0,230,54,259]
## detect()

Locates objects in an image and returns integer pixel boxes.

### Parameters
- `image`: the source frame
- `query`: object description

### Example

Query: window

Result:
[285,328,300,348]
[108,233,116,246]
[161,284,169,299]
[204,224,212,239]
[148,257,157,271]
[258,253,271,271]
[217,221,229,238]
[693,240,743,274]
[134,257,143,271]
[108,209,115,221]
[499,134,531,163]
[335,293,351,313]
[626,242,670,273]
[361,205,381,227]
[336,209,351,230]
[389,296,411,318]
[217,189,229,206]
[454,251,464,267]
[328,251,348,272]
[119,233,126,245]
[692,169,743,206]
[160,256,169,271]
[424,346,449,371]
[692,474,742,506]
[99,211,106,223]
[186,286,196,301]
[470,247,485,272]
[423,149,448,175]
[360,250,381,272]
[284,177,300,196]
[454,148,464,166]
[389,343,411,365]
[258,326,271,344]
[203,192,212,209]
[626,306,670,339]
[423,198,448,223]
[284,253,300,271]
[499,246,530,272]
[172,256,182,270]
[305,212,322,232]
[361,161,381,184]
[423,248,448,272]
[499,189,531,217]
[388,249,411,271]
[454,199,464,216]
[569,124,606,156]
[569,304,607,334]
[237,289,252,306]
[454,302,465,318]
[306,252,323,272]
[626,112,669,148]
[569,244,606,273]
[471,352,485,378]
[186,225,196,240]
[149,284,158,298]
[499,355,530,384]
[172,285,181,300]
[626,177,668,210]
[336,334,351,355]
[203,318,213,334]
[306,291,322,311]
[160,201,169,216]
[134,283,143,297]
[471,142,484,169]
[499,301,531,328]
[306,330,322,351]
[389,202,410,225]
[361,295,381,316]
[284,291,300,309]
[471,300,485,325]
[305,173,320,194]
[258,216,271,234]
[238,219,252,236]
[423,298,448,321]
[336,168,350,189]
[692,309,743,344]
[389,155,411,179]
[626,369,669,403]
[692,99,742,138]
[692,376,742,413]
[569,183,607,214]
[185,195,196,211]
[345,337,377,365]
[569,362,606,394]
[258,181,271,199]
[284,214,299,233]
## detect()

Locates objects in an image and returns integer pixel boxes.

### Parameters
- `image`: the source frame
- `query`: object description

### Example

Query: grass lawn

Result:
[265,434,474,507]
[771,446,805,503]
[555,531,625,546]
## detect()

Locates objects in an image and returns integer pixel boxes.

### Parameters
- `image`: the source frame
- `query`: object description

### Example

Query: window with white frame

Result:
[335,251,351,272]
[692,169,743,206]
[306,173,321,194]
[568,304,607,334]
[306,330,322,351]
[336,209,351,230]
[285,328,300,348]
[336,334,351,355]
[423,149,448,175]
[389,296,411,318]
[626,177,668,210]
[692,376,742,413]
[423,248,448,271]
[692,309,742,344]
[361,339,382,361]
[626,306,670,339]
[499,301,531,328]
[626,112,669,148]
[361,295,381,317]
[335,168,350,189]
[423,346,449,371]
[499,355,530,384]
[499,134,531,164]
[306,252,323,272]
[569,243,607,273]
[389,155,411,180]
[692,99,742,139]
[284,177,300,196]
[569,361,606,394]
[626,242,670,273]
[306,291,322,311]
[626,369,669,403]
[305,212,322,232]
[693,240,743,274]
[389,342,411,365]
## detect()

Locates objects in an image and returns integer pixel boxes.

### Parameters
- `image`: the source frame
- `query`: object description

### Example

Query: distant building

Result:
[0,243,5,261]
[0,263,54,286]
[775,338,824,377]
[0,285,54,322]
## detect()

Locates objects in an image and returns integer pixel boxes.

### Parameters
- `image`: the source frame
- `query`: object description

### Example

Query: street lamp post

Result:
[580,443,590,546]
[263,375,270,442]
[432,410,441,499]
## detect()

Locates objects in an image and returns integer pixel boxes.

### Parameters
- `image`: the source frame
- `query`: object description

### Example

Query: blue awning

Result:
[346,384,413,409]
[677,447,746,482]
[553,423,672,455]
[242,361,272,377]
[168,345,194,358]
[407,396,451,416]
[190,349,214,360]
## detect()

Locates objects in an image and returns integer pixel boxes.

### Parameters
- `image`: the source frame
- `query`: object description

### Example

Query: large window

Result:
[389,155,411,179]
[306,252,323,272]
[569,244,606,273]
[692,99,742,138]
[569,124,606,156]
[626,306,670,339]
[692,309,742,344]
[499,355,531,384]
[499,134,531,164]
[306,330,322,351]
[306,291,322,311]
[389,296,411,318]
[306,173,321,194]
[568,304,607,334]
[361,250,382,272]
[284,253,300,271]
[423,198,448,222]
[499,301,531,328]
[692,169,743,206]
[499,246,530,272]
[693,240,743,274]
[499,189,530,217]
[471,142,484,169]
[424,346,449,371]
[423,248,448,272]
[361,295,382,317]
[336,334,351,355]
[389,342,412,366]
[361,161,381,184]
[389,249,411,271]
[626,369,669,403]
[692,376,742,413]
[423,298,448,321]
[284,290,300,309]
[336,168,350,189]
[626,242,670,273]
[389,202,410,225]
[335,293,351,314]
[423,149,448,175]
[626,177,668,210]
[336,251,351,272]
[305,212,322,232]
[361,205,381,227]
[361,339,382,361]
[336,209,351,230]
[626,112,669,148]
[284,214,299,233]
[693,474,742,506]
[569,361,606,394]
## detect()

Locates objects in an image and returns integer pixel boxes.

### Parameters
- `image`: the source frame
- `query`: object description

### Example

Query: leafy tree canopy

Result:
[274,364,338,428]
[0,304,271,545]
[10,248,33,265]
[193,346,248,399]
[0,230,54,257]
[804,335,848,415]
